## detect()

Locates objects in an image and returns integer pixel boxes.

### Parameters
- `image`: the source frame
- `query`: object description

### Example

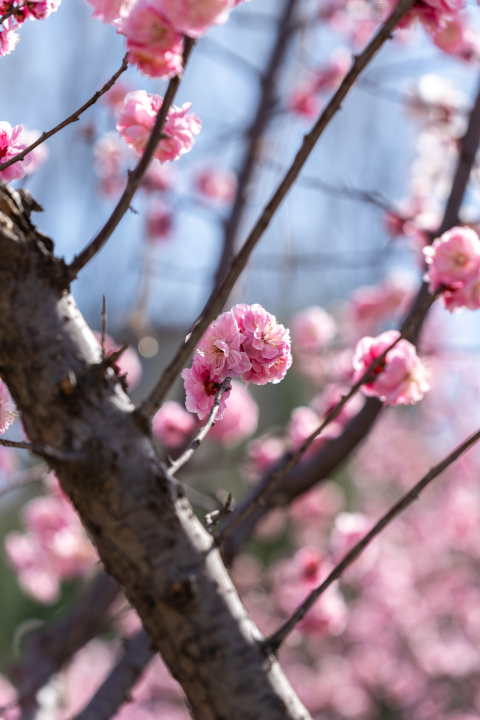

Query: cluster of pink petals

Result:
[352,330,431,406]
[0,380,15,434]
[291,305,337,352]
[209,380,258,447]
[0,122,31,182]
[159,0,242,38]
[432,16,480,60]
[85,0,132,24]
[182,304,291,420]
[232,303,292,386]
[152,400,196,447]
[181,355,231,421]
[423,226,480,311]
[5,476,98,604]
[0,18,19,57]
[117,90,201,164]
[386,0,465,36]
[116,0,184,79]
[195,166,237,204]
[20,0,62,19]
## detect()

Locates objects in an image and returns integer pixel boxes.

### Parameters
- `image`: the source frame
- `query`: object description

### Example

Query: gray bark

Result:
[0,185,311,720]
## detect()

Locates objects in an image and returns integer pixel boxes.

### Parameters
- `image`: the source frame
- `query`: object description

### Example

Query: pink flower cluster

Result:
[0,0,61,57]
[352,330,431,406]
[423,226,480,311]
[182,304,292,420]
[88,0,246,79]
[152,400,196,447]
[194,166,237,204]
[5,475,98,604]
[386,0,466,39]
[0,122,32,182]
[117,90,201,164]
[0,379,15,434]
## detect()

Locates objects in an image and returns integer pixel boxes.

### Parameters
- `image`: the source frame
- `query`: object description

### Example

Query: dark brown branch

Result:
[68,39,196,278]
[0,437,85,462]
[0,54,129,175]
[73,630,155,720]
[0,3,24,24]
[168,377,232,476]
[139,0,416,420]
[264,425,480,652]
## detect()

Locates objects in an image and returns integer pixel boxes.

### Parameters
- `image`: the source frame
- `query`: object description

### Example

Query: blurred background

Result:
[2,1,480,718]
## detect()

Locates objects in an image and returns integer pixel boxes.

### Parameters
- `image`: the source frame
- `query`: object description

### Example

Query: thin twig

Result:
[168,377,232,475]
[68,38,196,278]
[0,438,85,463]
[205,493,233,533]
[215,331,409,545]
[139,0,416,420]
[0,3,23,24]
[0,54,129,174]
[264,425,480,652]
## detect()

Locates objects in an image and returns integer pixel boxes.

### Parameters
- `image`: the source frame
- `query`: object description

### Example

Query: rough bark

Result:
[0,185,310,720]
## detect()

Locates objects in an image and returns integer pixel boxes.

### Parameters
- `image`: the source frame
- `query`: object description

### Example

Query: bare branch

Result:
[0,54,129,175]
[73,630,155,720]
[167,377,232,476]
[68,38,196,278]
[0,438,85,463]
[264,425,480,652]
[139,0,416,420]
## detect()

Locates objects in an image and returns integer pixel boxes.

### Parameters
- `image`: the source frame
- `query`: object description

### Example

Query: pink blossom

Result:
[432,16,477,58]
[117,0,184,79]
[117,90,201,164]
[0,18,19,57]
[287,406,342,456]
[352,330,431,406]
[312,49,350,94]
[152,400,196,448]
[86,0,132,23]
[196,311,251,380]
[194,166,237,203]
[0,380,15,434]
[209,380,258,446]
[291,305,337,352]
[0,122,31,182]
[159,0,234,37]
[22,0,62,19]
[288,87,322,119]
[181,355,231,421]
[386,0,466,33]
[232,303,292,385]
[245,434,285,480]
[424,226,480,292]
[145,201,173,242]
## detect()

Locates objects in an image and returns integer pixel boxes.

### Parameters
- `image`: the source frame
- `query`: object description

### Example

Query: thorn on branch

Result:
[205,493,233,534]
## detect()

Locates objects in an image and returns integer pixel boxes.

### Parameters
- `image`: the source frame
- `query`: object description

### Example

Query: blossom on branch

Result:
[423,226,480,311]
[21,0,62,20]
[352,330,431,406]
[0,122,31,181]
[117,90,201,163]
[181,355,231,421]
[197,311,252,379]
[116,0,184,79]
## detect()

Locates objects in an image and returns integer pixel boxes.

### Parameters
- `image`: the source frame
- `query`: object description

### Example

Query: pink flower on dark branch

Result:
[117,90,201,163]
[352,330,431,406]
[117,0,184,79]
[182,356,231,421]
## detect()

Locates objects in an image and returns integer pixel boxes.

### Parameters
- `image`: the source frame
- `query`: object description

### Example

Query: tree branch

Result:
[167,377,232,476]
[68,39,196,278]
[0,54,129,174]
[0,437,86,462]
[139,0,416,420]
[264,425,480,652]
[73,630,155,720]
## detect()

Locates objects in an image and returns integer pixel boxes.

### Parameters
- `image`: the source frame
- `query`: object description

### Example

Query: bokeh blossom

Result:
[352,330,431,406]
[152,400,196,448]
[424,226,480,311]
[117,90,201,163]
